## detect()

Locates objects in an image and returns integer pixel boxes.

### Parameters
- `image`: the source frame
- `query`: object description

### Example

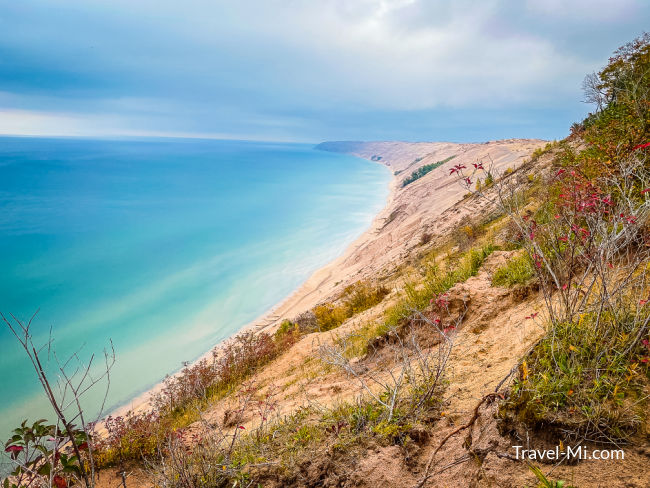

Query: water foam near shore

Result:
[0,137,391,438]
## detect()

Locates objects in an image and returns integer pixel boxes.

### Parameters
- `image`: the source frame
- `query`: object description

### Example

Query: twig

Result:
[412,392,497,488]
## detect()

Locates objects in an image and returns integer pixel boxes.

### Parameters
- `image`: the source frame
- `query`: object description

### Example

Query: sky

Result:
[0,0,648,143]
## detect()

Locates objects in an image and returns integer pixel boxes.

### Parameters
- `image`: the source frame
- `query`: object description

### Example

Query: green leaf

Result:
[63,465,81,475]
[34,444,52,456]
[37,462,52,476]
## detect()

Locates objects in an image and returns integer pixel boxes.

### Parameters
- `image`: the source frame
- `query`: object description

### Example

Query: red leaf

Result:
[53,476,67,488]
[632,142,650,151]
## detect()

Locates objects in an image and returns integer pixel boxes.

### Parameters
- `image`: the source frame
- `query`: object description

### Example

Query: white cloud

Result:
[0,107,301,141]
[0,109,94,136]
[0,0,645,138]
[225,0,591,109]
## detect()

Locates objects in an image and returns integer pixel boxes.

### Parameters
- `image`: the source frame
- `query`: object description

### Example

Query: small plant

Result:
[341,281,390,315]
[452,216,485,250]
[492,252,535,287]
[274,319,299,341]
[3,420,92,488]
[318,309,451,439]
[528,464,577,488]
[1,313,115,488]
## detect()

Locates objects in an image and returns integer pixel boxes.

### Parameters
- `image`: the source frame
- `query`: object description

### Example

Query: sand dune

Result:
[255,139,547,331]
[107,138,547,418]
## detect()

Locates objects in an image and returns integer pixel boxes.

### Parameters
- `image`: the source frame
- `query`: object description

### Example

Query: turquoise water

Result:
[0,137,391,439]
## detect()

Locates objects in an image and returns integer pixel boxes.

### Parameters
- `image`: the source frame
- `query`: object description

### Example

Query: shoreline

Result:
[102,137,548,422]
[104,153,398,420]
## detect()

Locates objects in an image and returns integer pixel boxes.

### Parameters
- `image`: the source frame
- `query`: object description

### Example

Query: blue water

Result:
[0,137,390,439]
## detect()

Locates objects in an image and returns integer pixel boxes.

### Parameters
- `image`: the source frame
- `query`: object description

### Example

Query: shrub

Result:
[313,302,349,331]
[342,281,390,314]
[505,307,649,441]
[419,232,432,245]
[581,33,650,158]
[3,420,93,488]
[1,313,115,488]
[452,34,650,443]
[449,39,650,444]
[293,310,318,333]
[451,216,484,250]
[94,330,298,467]
[312,281,390,331]
[275,319,299,341]
[94,411,163,467]
[530,147,546,160]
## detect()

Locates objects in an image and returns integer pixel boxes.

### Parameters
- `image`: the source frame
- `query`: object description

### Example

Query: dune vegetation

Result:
[401,155,457,187]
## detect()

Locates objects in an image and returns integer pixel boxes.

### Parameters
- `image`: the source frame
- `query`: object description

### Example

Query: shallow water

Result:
[0,136,390,439]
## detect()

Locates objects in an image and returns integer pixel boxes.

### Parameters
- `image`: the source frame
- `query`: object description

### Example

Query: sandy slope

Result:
[252,139,547,331]
[107,139,546,419]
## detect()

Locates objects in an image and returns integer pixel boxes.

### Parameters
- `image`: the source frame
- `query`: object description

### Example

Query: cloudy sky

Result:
[0,0,647,142]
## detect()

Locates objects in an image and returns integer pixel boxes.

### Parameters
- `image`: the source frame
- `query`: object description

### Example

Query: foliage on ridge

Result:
[401,155,456,187]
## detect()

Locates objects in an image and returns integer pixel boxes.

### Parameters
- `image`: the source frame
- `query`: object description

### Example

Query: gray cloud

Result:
[0,0,647,141]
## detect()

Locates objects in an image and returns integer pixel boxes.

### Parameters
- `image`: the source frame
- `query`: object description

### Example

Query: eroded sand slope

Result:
[256,139,546,331]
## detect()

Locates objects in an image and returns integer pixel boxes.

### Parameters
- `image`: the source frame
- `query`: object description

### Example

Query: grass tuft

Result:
[492,252,535,287]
